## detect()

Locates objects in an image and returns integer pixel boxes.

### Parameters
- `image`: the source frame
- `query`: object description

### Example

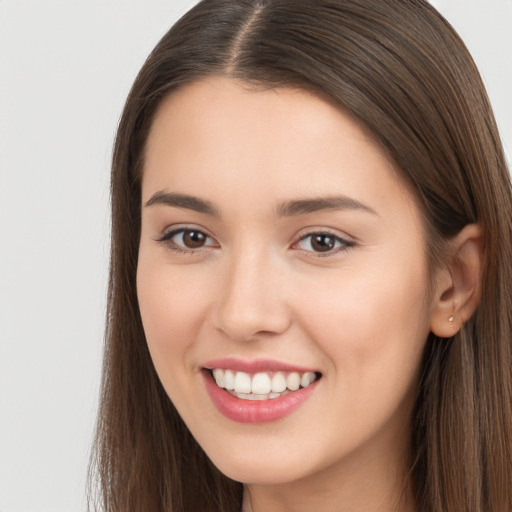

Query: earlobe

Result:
[430,224,484,338]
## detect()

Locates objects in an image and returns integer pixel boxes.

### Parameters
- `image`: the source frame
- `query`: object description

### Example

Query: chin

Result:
[218,462,303,485]
[206,445,315,485]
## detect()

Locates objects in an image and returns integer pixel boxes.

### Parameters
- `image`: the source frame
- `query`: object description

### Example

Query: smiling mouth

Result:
[208,369,322,400]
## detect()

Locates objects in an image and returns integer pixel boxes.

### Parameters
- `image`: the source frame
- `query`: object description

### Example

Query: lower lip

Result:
[202,371,319,423]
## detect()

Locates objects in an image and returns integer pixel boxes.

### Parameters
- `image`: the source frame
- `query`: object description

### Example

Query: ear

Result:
[430,224,484,338]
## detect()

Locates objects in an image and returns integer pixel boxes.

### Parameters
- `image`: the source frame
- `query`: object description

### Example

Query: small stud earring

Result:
[448,315,454,326]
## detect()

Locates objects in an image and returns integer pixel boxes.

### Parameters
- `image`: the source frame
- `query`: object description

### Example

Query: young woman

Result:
[89,1,512,511]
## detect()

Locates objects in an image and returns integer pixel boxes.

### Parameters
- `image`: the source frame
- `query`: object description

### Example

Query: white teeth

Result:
[212,368,318,398]
[286,372,301,391]
[213,368,224,387]
[271,372,287,393]
[251,372,272,394]
[224,369,235,390]
[301,371,315,388]
[246,393,269,401]
[234,371,252,394]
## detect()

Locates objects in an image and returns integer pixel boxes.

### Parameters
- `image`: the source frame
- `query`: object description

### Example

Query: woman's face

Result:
[137,77,435,487]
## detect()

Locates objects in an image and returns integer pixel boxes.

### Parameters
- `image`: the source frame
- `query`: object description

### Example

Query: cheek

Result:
[295,256,430,397]
[291,267,430,456]
[136,257,207,381]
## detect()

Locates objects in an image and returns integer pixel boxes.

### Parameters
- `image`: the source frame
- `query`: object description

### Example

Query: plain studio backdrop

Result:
[0,1,510,511]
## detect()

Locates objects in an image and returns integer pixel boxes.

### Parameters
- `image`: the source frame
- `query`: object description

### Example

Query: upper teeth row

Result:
[212,369,317,395]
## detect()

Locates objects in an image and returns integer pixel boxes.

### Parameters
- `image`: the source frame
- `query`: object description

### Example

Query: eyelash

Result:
[294,231,355,257]
[155,228,218,255]
[155,227,355,257]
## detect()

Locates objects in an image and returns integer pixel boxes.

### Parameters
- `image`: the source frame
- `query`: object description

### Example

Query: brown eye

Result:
[295,232,354,255]
[182,230,207,248]
[310,234,336,252]
[157,228,217,253]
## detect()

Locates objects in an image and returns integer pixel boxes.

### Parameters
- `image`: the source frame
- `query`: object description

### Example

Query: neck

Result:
[243,462,414,512]
[241,422,415,512]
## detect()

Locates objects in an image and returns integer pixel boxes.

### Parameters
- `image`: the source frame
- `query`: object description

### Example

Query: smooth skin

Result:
[137,78,483,512]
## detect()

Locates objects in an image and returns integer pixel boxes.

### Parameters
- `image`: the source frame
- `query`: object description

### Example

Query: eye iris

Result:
[311,234,336,252]
[183,230,206,248]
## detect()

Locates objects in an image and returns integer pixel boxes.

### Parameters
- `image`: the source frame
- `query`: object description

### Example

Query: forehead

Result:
[149,78,371,141]
[142,77,417,220]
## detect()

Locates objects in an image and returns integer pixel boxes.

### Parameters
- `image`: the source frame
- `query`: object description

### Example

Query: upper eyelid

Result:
[294,232,354,248]
[294,226,355,243]
[154,225,355,250]
[299,229,348,239]
[156,224,215,241]
[165,229,213,241]
[155,227,218,254]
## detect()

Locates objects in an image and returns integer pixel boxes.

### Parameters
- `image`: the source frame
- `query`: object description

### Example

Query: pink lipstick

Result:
[202,358,321,423]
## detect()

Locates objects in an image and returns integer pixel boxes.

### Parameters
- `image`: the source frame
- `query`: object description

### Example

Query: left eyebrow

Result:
[144,191,220,217]
[277,195,378,217]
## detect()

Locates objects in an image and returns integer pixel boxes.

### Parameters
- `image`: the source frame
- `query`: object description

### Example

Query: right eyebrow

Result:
[276,195,378,217]
[144,191,220,217]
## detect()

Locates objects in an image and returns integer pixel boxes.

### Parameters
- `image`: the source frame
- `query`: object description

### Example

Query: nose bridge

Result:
[215,242,290,341]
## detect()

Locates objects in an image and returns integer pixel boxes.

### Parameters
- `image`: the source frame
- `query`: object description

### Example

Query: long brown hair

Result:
[89,1,512,510]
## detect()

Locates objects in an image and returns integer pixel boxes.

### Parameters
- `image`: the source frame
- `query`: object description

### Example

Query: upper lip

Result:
[202,357,319,374]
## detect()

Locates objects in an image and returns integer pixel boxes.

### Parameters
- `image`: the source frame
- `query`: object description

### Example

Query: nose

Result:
[213,248,292,342]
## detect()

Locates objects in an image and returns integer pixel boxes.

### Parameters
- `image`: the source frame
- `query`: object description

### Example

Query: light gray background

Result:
[0,1,510,511]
